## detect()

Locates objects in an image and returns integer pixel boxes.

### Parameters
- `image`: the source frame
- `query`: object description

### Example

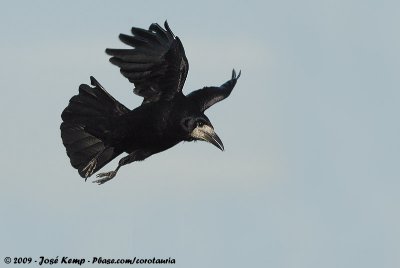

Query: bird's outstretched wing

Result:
[188,69,241,112]
[106,21,189,104]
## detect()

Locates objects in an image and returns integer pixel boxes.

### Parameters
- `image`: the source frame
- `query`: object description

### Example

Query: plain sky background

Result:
[1,0,399,267]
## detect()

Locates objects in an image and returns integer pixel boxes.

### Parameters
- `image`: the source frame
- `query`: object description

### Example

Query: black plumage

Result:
[60,21,240,184]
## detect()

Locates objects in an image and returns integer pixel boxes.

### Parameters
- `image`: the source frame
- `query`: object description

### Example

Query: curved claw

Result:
[82,158,97,180]
[92,171,117,185]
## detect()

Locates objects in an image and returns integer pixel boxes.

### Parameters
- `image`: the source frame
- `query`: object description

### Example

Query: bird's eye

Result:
[197,121,204,127]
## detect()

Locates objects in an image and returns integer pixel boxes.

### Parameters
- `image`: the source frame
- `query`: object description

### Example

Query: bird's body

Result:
[60,21,240,184]
[104,95,192,153]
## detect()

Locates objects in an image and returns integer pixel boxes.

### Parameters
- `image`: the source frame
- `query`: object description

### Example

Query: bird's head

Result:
[181,115,224,151]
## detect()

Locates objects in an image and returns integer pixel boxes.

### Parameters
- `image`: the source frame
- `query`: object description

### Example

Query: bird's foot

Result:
[82,158,98,179]
[93,171,117,185]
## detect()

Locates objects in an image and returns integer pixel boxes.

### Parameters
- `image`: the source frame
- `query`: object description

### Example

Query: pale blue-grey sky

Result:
[1,0,399,267]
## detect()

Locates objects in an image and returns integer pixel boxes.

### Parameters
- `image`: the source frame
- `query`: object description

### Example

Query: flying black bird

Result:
[60,21,241,184]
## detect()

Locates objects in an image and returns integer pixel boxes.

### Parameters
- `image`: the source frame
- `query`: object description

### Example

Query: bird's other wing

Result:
[106,21,189,104]
[187,69,241,112]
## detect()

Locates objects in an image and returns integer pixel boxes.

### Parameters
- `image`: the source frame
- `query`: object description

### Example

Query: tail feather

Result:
[60,77,129,178]
[62,76,129,125]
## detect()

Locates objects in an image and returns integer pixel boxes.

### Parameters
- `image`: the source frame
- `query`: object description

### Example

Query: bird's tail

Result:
[60,76,129,178]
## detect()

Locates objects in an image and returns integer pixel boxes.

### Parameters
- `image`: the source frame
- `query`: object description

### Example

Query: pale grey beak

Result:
[190,125,224,151]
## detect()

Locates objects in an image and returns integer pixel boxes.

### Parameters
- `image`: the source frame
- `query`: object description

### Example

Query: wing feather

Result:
[188,70,241,112]
[106,21,189,103]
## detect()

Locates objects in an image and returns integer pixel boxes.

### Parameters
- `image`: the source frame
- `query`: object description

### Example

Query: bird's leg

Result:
[82,148,106,180]
[92,166,120,185]
[93,149,153,185]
